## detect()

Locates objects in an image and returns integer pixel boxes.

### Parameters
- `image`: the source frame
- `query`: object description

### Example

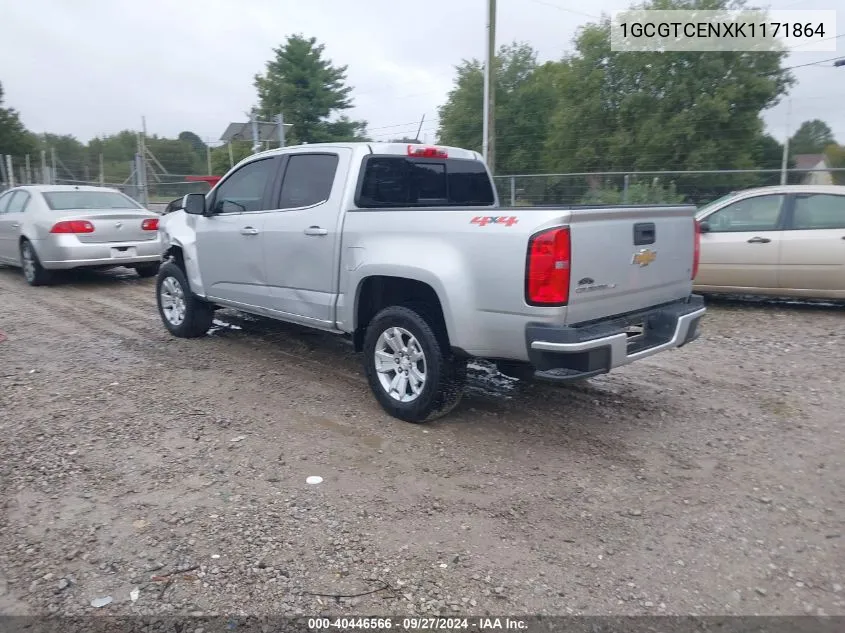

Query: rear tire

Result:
[156,261,214,338]
[20,240,53,286]
[363,305,467,423]
[135,263,160,278]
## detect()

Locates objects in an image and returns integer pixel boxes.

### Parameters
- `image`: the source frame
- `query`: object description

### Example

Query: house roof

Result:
[794,153,828,170]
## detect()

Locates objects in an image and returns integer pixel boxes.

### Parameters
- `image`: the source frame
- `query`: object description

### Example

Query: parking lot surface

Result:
[1,266,843,617]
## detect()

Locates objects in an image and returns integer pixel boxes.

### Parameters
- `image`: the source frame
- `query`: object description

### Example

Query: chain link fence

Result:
[5,150,844,210]
[493,168,845,207]
[0,152,214,210]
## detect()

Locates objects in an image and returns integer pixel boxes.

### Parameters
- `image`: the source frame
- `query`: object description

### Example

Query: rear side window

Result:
[278,154,339,209]
[6,191,31,213]
[356,156,494,207]
[791,194,845,230]
[0,191,13,213]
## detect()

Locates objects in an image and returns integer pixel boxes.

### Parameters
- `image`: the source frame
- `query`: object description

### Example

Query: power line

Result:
[525,0,600,20]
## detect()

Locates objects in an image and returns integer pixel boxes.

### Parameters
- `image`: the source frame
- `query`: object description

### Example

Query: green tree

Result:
[146,136,203,174]
[543,0,794,202]
[789,119,836,155]
[580,180,686,205]
[178,131,206,154]
[825,143,845,185]
[35,133,88,180]
[254,34,368,144]
[210,141,253,176]
[0,81,37,158]
[436,43,559,175]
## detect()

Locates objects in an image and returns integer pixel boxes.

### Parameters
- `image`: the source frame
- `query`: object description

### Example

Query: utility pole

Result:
[25,155,32,184]
[276,113,286,148]
[50,148,57,184]
[206,145,212,175]
[250,110,261,153]
[780,98,791,185]
[41,150,48,184]
[228,142,234,168]
[99,153,105,186]
[5,156,14,187]
[416,114,426,141]
[482,0,497,174]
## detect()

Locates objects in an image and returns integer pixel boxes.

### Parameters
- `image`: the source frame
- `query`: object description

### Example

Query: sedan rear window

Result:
[42,191,142,210]
[356,156,495,207]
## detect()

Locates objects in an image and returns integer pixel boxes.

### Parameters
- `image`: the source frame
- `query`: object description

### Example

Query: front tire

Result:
[156,262,214,338]
[134,263,160,278]
[363,305,467,423]
[20,240,53,286]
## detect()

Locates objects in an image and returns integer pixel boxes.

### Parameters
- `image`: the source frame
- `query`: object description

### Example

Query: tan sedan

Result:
[694,185,845,300]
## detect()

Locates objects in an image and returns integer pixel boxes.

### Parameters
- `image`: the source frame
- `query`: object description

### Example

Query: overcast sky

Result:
[1,0,843,152]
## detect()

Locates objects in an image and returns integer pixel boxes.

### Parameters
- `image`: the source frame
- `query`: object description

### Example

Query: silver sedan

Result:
[0,185,162,286]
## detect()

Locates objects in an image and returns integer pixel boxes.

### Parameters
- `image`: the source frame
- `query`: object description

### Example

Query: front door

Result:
[779,192,845,293]
[262,149,350,324]
[697,193,786,291]
[195,156,281,307]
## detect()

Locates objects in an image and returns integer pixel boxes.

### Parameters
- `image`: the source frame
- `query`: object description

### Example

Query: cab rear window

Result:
[356,156,495,207]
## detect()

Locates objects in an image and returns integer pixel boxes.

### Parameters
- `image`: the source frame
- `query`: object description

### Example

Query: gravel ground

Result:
[0,265,843,618]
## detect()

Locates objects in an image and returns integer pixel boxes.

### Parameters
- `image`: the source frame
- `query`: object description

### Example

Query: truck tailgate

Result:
[564,206,697,325]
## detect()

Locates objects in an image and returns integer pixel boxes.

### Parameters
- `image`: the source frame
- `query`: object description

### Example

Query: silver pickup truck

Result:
[156,142,705,422]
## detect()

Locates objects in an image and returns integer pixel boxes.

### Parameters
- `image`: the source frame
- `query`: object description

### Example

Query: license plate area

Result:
[110,246,137,258]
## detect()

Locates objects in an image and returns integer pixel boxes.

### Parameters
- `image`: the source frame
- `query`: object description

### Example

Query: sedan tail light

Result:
[526,226,571,305]
[141,218,159,231]
[50,220,95,234]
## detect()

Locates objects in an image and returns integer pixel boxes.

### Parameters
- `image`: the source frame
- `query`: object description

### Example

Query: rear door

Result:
[696,193,786,291]
[778,191,845,293]
[0,190,17,261]
[564,205,697,324]
[0,190,30,262]
[262,149,350,324]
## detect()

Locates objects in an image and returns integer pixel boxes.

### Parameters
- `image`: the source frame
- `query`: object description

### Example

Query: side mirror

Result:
[182,193,207,216]
[699,221,711,233]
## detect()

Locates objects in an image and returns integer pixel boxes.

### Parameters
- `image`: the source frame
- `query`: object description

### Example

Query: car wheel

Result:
[363,304,467,423]
[156,261,214,338]
[134,263,160,278]
[20,240,53,286]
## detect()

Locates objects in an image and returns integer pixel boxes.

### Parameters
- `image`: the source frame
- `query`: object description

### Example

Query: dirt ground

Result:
[0,265,843,618]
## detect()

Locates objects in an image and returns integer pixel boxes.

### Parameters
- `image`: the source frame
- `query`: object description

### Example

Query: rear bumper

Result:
[525,295,706,383]
[36,236,162,270]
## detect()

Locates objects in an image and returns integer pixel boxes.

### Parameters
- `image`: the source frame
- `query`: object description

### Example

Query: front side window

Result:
[704,194,784,232]
[278,154,339,209]
[213,158,277,213]
[791,194,845,230]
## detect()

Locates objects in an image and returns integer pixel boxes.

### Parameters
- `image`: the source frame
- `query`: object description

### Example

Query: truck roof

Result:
[248,142,483,162]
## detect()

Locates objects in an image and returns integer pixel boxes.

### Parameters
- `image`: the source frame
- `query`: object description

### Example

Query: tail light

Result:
[142,218,159,231]
[50,220,95,234]
[692,219,701,279]
[526,227,571,305]
[408,145,448,158]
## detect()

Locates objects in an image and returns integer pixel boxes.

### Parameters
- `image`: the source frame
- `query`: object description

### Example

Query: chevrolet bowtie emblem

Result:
[631,248,656,267]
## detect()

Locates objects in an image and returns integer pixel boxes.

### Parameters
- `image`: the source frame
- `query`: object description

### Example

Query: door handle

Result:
[747,236,771,244]
[11,222,20,228]
[304,226,328,236]
[240,227,259,236]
